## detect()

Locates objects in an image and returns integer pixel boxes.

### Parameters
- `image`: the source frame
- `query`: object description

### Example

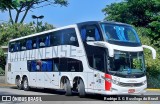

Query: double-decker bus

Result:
[7,21,156,97]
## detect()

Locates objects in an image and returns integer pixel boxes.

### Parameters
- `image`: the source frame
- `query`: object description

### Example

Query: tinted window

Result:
[9,42,16,52]
[20,39,26,51]
[27,58,83,72]
[51,31,62,46]
[101,24,140,43]
[39,34,51,48]
[61,28,79,46]
[80,25,102,42]
[51,28,79,47]
[27,59,53,72]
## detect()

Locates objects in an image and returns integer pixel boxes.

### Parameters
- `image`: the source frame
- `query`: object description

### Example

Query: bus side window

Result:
[59,58,67,72]
[51,31,61,46]
[26,39,32,50]
[67,58,83,72]
[21,40,26,51]
[93,54,105,72]
[41,60,53,72]
[80,25,101,42]
[45,35,51,47]
[16,42,20,51]
[62,28,79,47]
[39,37,45,47]
[9,42,15,52]
[53,58,59,72]
[32,37,39,49]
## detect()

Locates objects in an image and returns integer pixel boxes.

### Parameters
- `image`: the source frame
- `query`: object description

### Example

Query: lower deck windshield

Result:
[109,51,145,75]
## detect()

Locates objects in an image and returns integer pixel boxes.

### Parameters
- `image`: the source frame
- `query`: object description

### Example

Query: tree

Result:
[102,0,160,47]
[0,0,68,24]
[102,0,160,27]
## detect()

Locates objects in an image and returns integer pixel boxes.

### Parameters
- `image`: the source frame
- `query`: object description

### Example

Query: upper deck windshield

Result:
[101,23,140,43]
[109,51,145,76]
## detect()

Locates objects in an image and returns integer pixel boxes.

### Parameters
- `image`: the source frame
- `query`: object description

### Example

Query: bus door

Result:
[7,62,14,84]
[44,58,59,89]
[29,60,37,87]
[93,54,106,92]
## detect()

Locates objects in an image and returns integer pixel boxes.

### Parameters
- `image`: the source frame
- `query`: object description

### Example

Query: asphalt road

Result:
[0,86,160,104]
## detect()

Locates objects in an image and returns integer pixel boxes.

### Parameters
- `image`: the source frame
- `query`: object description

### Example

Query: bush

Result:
[137,27,160,88]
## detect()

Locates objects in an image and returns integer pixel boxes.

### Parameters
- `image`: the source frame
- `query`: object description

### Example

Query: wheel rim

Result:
[24,80,28,89]
[17,79,21,87]
[78,84,80,92]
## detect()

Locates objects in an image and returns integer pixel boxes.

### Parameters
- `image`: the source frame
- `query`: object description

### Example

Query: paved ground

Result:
[0,86,160,104]
[0,76,5,83]
[0,76,160,104]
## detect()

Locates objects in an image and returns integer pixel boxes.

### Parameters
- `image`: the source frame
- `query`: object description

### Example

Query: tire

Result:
[23,77,30,91]
[16,78,23,90]
[64,79,72,96]
[78,79,86,98]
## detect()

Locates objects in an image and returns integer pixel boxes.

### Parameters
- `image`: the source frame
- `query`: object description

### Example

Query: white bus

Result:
[7,21,156,97]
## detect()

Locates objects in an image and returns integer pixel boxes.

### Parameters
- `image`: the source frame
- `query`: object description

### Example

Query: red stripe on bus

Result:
[105,74,112,91]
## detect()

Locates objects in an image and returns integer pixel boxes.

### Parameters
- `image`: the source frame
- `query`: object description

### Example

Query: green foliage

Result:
[136,27,160,88]
[103,0,160,27]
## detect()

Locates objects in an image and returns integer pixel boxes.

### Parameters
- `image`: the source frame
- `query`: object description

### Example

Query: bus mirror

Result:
[86,41,114,57]
[142,45,156,59]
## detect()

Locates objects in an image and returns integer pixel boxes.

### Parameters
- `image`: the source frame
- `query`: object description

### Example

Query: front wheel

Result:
[78,79,86,97]
[23,77,30,91]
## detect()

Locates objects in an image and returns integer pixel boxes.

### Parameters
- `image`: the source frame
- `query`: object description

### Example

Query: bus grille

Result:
[119,82,143,87]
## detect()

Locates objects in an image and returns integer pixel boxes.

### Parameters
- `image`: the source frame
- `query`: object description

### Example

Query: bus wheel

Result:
[16,78,23,90]
[64,79,72,96]
[23,77,30,91]
[78,79,86,97]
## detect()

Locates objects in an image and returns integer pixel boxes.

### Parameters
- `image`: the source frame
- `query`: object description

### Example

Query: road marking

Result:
[0,83,16,87]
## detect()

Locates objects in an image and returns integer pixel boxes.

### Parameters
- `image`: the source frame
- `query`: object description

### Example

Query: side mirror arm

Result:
[142,45,156,59]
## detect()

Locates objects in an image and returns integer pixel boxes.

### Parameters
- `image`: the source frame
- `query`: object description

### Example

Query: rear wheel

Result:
[64,79,72,96]
[23,77,30,91]
[16,78,23,90]
[78,79,86,97]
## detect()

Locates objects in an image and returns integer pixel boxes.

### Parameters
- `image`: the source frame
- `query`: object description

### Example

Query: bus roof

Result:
[77,21,132,27]
[9,21,132,42]
[9,24,76,42]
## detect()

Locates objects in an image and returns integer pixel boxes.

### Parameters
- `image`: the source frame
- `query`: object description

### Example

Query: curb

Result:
[0,83,16,87]
[146,89,160,91]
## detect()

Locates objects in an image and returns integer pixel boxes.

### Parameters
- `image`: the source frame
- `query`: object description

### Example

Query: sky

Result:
[0,0,121,27]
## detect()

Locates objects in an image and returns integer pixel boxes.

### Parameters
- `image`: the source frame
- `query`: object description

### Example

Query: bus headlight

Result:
[112,79,120,85]
[142,80,147,85]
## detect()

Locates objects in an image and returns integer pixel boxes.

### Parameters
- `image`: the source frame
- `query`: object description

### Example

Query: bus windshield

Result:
[109,51,145,75]
[101,24,140,43]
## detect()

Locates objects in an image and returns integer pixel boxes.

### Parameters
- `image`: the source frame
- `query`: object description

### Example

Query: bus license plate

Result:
[128,89,135,93]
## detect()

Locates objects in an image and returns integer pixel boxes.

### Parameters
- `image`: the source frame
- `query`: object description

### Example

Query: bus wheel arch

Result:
[60,76,72,96]
[60,76,70,89]
[73,76,86,97]
[15,75,23,90]
[22,75,30,91]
